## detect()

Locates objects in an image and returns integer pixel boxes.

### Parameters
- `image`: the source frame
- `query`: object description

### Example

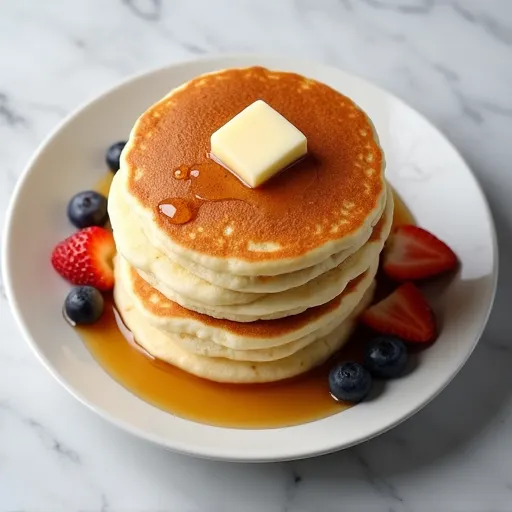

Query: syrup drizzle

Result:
[158,155,318,225]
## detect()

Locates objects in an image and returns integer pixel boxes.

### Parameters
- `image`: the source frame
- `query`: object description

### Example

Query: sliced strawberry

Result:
[383,225,458,281]
[361,282,436,343]
[51,226,115,291]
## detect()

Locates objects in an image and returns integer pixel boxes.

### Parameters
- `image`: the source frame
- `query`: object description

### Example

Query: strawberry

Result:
[361,282,436,343]
[51,226,115,291]
[383,225,458,281]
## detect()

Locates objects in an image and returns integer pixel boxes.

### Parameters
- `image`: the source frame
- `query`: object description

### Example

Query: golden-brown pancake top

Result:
[128,264,368,339]
[125,66,384,262]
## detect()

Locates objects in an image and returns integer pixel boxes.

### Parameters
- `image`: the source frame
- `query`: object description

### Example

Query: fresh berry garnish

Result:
[64,286,104,325]
[51,226,115,291]
[383,225,458,281]
[106,141,126,172]
[67,190,108,229]
[329,361,372,403]
[364,336,407,379]
[360,282,436,343]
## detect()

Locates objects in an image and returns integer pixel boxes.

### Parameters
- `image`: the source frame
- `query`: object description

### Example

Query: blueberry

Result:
[364,336,407,379]
[64,286,104,325]
[67,190,108,228]
[329,361,372,403]
[106,141,127,172]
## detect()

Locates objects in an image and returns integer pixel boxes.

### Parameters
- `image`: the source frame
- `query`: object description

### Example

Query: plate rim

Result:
[1,53,499,462]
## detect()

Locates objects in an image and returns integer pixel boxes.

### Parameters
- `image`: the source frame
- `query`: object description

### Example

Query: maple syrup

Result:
[391,188,415,229]
[158,156,317,225]
[78,175,414,429]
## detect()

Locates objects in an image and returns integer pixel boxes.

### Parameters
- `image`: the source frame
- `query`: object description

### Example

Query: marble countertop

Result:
[1,0,512,510]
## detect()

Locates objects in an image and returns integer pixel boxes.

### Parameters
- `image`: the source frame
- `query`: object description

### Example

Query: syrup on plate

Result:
[77,175,414,429]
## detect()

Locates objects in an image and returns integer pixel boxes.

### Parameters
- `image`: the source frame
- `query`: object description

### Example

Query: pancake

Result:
[119,66,386,276]
[134,189,390,321]
[169,316,353,362]
[110,169,381,298]
[114,270,376,383]
[117,255,379,351]
[158,229,373,293]
[110,170,392,305]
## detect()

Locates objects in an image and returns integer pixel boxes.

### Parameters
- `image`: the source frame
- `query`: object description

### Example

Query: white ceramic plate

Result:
[2,55,497,462]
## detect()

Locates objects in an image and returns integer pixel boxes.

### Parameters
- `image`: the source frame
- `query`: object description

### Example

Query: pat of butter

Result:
[210,100,307,188]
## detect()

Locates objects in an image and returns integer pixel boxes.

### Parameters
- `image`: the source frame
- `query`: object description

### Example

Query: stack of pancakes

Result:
[108,66,393,383]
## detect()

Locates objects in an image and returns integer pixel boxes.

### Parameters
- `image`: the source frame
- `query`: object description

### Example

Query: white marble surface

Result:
[1,0,512,510]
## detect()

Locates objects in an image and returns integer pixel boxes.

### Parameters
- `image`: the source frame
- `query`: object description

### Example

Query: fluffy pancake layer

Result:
[118,255,378,351]
[110,170,392,320]
[114,258,376,383]
[119,66,386,276]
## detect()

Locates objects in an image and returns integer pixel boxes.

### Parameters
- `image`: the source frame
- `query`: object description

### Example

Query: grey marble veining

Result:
[1,0,512,510]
